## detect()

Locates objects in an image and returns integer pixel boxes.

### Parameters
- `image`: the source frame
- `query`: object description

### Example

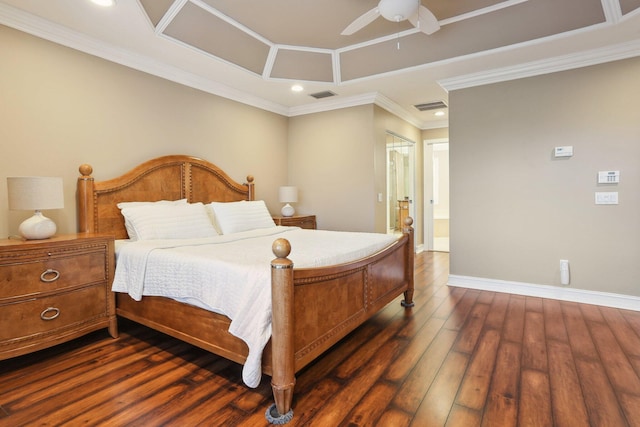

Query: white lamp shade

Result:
[278,186,298,203]
[7,177,64,239]
[279,186,297,217]
[7,177,64,211]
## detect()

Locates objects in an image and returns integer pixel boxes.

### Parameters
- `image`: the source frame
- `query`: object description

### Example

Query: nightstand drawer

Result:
[296,217,317,230]
[272,215,317,230]
[0,284,107,341]
[0,251,107,299]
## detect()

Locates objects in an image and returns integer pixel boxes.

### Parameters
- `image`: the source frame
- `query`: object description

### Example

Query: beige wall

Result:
[288,105,423,245]
[1,25,288,238]
[288,105,376,232]
[422,128,449,141]
[449,56,640,296]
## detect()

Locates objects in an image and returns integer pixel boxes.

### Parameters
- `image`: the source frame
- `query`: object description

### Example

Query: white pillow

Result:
[120,202,218,240]
[117,199,187,209]
[117,199,187,240]
[208,200,275,234]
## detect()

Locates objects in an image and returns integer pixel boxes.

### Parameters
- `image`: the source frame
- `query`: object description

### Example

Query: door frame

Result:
[424,138,449,251]
[386,132,416,235]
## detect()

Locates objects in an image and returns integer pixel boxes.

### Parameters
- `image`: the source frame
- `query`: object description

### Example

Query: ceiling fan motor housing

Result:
[378,0,419,22]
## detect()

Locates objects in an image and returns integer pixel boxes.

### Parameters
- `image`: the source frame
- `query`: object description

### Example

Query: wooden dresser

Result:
[0,233,117,359]
[272,214,317,230]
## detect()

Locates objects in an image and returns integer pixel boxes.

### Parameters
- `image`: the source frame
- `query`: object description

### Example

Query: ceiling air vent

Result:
[310,91,337,99]
[414,100,447,111]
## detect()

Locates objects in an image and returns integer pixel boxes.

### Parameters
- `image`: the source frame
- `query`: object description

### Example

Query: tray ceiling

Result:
[142,0,618,83]
[1,0,640,127]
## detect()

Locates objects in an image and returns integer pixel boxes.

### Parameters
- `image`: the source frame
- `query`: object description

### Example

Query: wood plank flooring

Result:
[2,251,640,426]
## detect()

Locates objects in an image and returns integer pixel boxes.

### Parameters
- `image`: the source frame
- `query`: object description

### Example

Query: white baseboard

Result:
[448,274,640,312]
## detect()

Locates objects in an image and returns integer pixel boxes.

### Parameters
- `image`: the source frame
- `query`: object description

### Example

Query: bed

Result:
[76,154,414,424]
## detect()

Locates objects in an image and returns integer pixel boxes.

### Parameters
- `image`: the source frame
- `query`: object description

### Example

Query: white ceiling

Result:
[1,0,640,129]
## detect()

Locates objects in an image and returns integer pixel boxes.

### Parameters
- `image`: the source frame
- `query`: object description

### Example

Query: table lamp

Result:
[278,186,298,217]
[7,176,64,239]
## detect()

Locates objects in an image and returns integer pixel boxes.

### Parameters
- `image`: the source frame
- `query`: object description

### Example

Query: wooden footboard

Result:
[268,219,414,421]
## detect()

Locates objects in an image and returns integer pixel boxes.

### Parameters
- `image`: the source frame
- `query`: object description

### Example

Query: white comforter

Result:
[112,226,398,387]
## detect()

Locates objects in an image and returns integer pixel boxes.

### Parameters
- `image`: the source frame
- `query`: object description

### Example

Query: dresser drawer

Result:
[0,284,107,341]
[0,251,107,299]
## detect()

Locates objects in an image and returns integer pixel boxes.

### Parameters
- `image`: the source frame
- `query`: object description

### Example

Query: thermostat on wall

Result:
[598,171,620,184]
[554,146,573,157]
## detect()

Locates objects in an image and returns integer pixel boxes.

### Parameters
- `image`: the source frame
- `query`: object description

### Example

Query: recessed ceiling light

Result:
[434,111,445,117]
[291,84,304,92]
[90,0,116,7]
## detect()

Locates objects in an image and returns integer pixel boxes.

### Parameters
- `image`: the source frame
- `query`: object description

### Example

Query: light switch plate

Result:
[595,192,619,205]
[554,146,573,157]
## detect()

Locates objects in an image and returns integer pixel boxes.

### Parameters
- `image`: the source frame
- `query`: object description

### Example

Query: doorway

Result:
[424,140,449,252]
[386,132,415,235]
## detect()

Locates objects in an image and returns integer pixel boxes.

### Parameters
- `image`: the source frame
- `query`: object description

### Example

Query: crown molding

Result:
[288,92,378,117]
[0,2,290,116]
[373,93,423,128]
[287,92,430,129]
[439,38,640,91]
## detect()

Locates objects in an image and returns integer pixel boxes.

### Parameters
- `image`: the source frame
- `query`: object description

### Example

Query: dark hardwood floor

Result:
[2,251,640,426]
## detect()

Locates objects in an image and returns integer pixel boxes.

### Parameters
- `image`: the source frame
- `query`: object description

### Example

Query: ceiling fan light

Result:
[378,0,419,22]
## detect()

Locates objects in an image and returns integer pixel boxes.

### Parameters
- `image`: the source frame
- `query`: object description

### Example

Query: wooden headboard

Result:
[77,155,255,239]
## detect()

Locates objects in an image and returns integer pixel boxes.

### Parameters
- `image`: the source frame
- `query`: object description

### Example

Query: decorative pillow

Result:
[208,200,275,234]
[117,199,187,240]
[119,202,218,240]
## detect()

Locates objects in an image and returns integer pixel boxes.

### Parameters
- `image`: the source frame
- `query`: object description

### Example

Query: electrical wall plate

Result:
[595,192,619,205]
[598,171,620,183]
[554,146,573,157]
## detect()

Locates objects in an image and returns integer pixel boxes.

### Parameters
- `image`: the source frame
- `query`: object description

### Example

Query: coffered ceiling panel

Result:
[428,0,509,20]
[163,1,271,75]
[621,0,640,14]
[138,0,172,27]
[271,50,334,82]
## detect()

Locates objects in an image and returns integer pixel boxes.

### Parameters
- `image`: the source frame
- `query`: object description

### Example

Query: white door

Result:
[424,140,449,252]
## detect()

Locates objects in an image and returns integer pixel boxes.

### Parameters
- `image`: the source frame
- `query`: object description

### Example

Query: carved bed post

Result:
[401,217,415,307]
[77,164,95,233]
[267,238,295,424]
[246,176,255,201]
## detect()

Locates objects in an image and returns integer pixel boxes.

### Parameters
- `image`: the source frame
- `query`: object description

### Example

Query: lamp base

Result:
[19,211,57,240]
[281,204,295,217]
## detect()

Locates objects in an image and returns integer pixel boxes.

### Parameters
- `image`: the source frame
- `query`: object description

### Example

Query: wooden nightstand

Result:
[0,233,117,360]
[272,214,317,230]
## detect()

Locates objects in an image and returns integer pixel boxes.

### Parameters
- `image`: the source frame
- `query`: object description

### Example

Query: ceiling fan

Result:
[341,0,440,36]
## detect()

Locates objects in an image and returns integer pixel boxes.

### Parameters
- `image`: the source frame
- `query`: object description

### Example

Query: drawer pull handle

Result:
[40,269,60,283]
[40,307,60,321]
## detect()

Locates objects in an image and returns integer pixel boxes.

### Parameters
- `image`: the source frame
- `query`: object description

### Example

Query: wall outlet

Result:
[560,259,570,285]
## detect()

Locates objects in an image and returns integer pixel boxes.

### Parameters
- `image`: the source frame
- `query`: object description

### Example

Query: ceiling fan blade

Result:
[341,7,381,35]
[408,5,440,35]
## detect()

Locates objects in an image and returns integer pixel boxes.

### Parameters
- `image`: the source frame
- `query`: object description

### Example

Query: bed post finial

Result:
[77,164,95,233]
[268,238,295,424]
[79,164,93,177]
